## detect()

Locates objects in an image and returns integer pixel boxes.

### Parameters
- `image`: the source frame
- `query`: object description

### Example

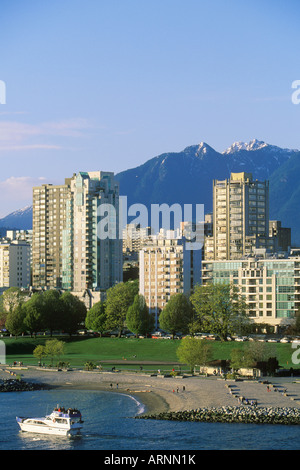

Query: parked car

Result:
[151,331,164,339]
[280,337,290,343]
[205,334,216,340]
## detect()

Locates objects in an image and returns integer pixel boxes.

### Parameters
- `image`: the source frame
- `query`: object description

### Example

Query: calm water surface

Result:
[0,389,299,450]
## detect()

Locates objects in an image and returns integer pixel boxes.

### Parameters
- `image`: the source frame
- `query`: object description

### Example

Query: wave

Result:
[120,393,146,415]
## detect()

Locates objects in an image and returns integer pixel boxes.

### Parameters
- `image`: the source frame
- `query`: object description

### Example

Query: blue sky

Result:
[0,0,299,216]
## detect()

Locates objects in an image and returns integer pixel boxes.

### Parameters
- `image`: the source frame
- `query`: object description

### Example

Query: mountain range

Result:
[0,205,33,236]
[1,139,300,243]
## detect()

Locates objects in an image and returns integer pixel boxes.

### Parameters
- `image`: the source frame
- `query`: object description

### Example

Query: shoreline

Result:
[1,366,300,420]
[44,381,170,415]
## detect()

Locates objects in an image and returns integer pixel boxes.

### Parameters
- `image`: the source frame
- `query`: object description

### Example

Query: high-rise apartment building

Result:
[32,180,72,288]
[32,171,122,292]
[139,230,202,328]
[213,172,270,260]
[63,171,122,291]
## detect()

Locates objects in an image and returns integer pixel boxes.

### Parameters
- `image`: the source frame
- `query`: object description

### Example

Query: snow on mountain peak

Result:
[195,142,216,156]
[223,139,299,156]
[197,142,208,153]
[0,205,32,221]
[182,142,216,159]
[10,205,32,215]
[223,139,268,154]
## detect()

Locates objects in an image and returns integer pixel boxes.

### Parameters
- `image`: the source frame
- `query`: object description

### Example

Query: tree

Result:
[85,301,107,335]
[33,344,47,365]
[43,289,63,335]
[105,280,139,337]
[5,304,26,338]
[44,339,65,366]
[159,293,193,339]
[230,348,253,371]
[190,283,250,341]
[285,308,300,336]
[294,310,300,334]
[246,341,274,363]
[2,287,25,315]
[177,336,212,372]
[126,294,154,337]
[23,293,45,337]
[60,292,87,336]
[0,295,6,331]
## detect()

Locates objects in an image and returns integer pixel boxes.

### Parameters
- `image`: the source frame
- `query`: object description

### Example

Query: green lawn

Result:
[1,336,299,371]
[1,336,180,369]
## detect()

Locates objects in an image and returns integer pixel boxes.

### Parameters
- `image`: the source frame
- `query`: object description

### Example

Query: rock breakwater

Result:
[138,406,300,425]
[0,378,49,392]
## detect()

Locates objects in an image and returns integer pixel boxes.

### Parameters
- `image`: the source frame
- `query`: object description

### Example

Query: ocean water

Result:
[0,389,299,451]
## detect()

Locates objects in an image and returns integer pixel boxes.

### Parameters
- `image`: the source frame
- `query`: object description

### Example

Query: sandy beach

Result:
[1,365,300,415]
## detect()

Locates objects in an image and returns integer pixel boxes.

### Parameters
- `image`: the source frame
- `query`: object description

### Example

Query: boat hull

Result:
[17,419,82,437]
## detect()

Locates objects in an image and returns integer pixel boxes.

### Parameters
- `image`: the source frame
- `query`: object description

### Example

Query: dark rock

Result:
[137,406,300,425]
[0,378,49,392]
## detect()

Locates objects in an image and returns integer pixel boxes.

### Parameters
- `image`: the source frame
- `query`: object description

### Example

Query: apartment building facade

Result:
[32,180,72,288]
[122,223,152,255]
[213,172,270,260]
[0,240,31,288]
[32,171,122,292]
[139,232,202,328]
[202,256,300,331]
[62,171,122,291]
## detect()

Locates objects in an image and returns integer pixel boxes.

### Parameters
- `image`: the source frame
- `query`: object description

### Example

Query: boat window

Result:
[28,420,47,425]
[55,418,68,424]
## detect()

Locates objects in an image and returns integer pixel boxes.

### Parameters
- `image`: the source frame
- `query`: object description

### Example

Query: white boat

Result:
[16,406,83,436]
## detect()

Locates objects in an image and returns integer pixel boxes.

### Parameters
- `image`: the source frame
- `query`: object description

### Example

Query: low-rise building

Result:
[0,240,31,288]
[202,255,300,331]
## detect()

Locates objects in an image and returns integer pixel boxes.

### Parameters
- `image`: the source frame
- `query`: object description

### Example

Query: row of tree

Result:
[85,280,153,337]
[2,287,87,337]
[1,280,142,338]
[160,282,251,340]
[86,281,251,340]
[2,280,283,341]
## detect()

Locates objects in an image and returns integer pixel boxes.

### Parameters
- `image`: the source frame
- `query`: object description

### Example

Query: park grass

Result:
[2,336,180,368]
[1,336,298,370]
